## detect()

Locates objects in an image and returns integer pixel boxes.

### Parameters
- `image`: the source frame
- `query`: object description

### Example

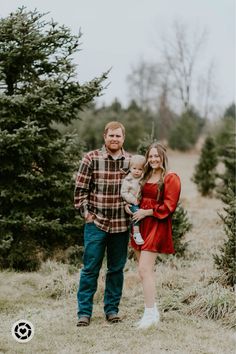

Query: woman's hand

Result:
[132,209,152,222]
[132,209,145,222]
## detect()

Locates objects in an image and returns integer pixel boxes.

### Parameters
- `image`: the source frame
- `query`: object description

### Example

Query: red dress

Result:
[131,173,181,254]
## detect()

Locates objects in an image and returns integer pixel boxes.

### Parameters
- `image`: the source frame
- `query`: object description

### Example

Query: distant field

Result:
[0,151,235,354]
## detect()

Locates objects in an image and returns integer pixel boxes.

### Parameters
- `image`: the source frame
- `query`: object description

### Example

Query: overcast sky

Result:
[1,0,235,111]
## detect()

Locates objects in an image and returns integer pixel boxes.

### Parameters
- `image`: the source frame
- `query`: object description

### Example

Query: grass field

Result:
[0,151,235,354]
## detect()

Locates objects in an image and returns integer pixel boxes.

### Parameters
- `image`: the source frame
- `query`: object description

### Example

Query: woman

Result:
[127,143,181,329]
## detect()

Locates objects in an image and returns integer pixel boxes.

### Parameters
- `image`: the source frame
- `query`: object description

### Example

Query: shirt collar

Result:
[101,145,125,159]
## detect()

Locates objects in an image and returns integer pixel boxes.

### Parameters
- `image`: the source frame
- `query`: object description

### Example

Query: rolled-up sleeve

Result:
[153,173,181,219]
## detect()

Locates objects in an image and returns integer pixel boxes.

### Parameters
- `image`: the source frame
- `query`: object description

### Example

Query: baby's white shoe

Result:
[133,232,144,245]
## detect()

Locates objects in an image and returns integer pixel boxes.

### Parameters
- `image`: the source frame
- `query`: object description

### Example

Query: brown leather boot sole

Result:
[106,314,122,323]
[77,316,90,327]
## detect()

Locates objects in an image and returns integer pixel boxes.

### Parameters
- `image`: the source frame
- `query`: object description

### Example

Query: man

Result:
[74,121,131,326]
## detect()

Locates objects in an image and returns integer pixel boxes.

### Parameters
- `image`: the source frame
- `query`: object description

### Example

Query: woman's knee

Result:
[138,264,151,279]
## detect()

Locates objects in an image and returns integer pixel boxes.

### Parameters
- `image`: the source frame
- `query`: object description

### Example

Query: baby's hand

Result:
[124,204,133,215]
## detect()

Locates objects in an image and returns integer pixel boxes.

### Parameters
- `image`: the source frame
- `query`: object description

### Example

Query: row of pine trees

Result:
[192,130,235,287]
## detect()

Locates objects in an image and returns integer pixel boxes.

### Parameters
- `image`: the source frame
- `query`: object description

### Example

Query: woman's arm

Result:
[153,173,181,219]
[132,173,181,222]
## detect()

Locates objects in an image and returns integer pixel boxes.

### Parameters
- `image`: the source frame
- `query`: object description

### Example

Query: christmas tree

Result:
[192,136,218,196]
[0,8,107,270]
[213,136,236,287]
[172,203,191,257]
[214,186,236,287]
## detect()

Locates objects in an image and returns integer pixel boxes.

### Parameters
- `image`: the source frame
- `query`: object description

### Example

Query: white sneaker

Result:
[137,305,160,329]
[133,232,144,245]
[154,303,160,318]
[136,303,160,325]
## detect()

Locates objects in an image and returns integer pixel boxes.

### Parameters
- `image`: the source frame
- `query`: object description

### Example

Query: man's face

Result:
[104,128,125,153]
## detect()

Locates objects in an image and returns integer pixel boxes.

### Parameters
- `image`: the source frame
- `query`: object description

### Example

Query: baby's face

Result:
[130,163,144,178]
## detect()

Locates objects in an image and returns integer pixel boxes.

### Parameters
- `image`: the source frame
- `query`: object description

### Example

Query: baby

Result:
[121,154,146,245]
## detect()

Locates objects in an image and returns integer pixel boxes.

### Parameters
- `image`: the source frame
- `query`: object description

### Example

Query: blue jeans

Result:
[130,204,140,227]
[77,223,129,318]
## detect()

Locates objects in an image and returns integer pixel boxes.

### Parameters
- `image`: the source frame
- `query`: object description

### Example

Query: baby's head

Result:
[129,155,146,179]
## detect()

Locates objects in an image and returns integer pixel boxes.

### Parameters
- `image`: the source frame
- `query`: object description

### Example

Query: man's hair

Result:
[104,121,125,136]
[130,154,146,167]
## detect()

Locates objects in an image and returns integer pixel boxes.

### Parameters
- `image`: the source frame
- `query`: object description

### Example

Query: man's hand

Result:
[85,212,95,223]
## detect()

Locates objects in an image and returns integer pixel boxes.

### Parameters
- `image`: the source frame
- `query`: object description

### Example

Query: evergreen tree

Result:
[168,108,205,151]
[137,134,156,155]
[172,203,191,256]
[218,138,236,199]
[214,104,235,156]
[213,186,236,287]
[224,103,236,120]
[0,8,106,270]
[192,136,218,196]
[213,137,236,287]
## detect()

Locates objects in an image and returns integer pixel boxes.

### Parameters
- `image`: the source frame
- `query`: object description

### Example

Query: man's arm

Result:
[74,154,93,218]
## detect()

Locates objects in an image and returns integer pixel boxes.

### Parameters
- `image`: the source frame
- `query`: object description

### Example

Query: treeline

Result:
[56,99,205,153]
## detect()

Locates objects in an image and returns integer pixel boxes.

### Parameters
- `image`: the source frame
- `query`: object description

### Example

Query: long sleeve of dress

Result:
[152,173,181,219]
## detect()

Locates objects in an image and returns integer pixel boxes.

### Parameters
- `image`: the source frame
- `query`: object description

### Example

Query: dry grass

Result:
[0,152,235,354]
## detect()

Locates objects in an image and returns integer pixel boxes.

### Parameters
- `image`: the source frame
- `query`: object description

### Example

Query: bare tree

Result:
[157,85,175,140]
[161,20,208,111]
[197,61,218,119]
[126,19,215,126]
[126,59,161,110]
[126,59,175,139]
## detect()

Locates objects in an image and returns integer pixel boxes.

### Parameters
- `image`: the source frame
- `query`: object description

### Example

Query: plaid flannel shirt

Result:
[74,146,131,233]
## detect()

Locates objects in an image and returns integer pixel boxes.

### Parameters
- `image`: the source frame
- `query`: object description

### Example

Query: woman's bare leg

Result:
[138,251,157,307]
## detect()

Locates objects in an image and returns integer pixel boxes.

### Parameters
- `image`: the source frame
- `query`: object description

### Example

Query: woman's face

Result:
[147,147,162,170]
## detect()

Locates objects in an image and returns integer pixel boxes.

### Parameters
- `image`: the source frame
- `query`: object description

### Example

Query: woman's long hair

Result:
[141,142,168,200]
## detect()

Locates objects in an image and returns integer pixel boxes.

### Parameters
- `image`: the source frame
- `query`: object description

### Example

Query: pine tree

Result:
[213,186,236,287]
[215,104,235,156]
[192,136,218,196]
[137,134,156,155]
[168,108,205,151]
[218,138,236,200]
[0,8,107,270]
[213,136,236,287]
[172,203,191,257]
